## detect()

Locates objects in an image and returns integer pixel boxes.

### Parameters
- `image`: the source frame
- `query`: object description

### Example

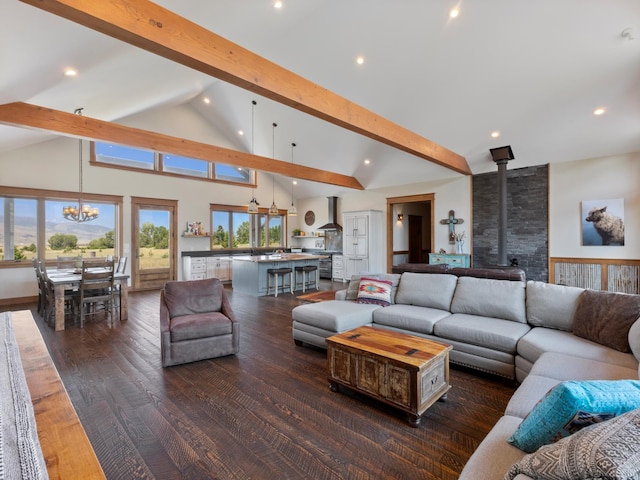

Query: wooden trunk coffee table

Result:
[327,326,452,427]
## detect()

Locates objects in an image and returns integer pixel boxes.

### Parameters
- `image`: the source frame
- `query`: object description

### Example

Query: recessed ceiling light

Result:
[293,180,298,185]
[593,107,606,116]
[491,131,500,138]
[356,56,365,65]
[238,130,244,136]
[449,8,460,18]
[274,1,283,9]
[203,97,211,104]
[64,68,77,77]
[364,159,371,165]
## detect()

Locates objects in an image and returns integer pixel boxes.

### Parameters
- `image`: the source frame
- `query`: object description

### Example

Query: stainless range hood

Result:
[318,196,342,230]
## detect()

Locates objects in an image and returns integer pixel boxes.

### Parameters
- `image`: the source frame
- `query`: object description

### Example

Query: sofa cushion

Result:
[356,277,393,306]
[507,380,640,453]
[433,313,530,354]
[506,374,563,419]
[394,272,458,310]
[170,312,232,342]
[345,274,401,304]
[164,279,223,318]
[517,327,639,371]
[525,281,584,331]
[529,352,639,383]
[573,289,640,353]
[450,277,526,323]
[372,304,451,335]
[292,300,379,332]
[506,408,640,480]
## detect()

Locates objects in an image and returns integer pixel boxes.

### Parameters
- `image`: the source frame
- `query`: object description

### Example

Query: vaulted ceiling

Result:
[1,0,639,198]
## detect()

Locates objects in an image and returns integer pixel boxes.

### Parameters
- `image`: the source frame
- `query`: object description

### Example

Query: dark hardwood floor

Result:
[5,281,516,479]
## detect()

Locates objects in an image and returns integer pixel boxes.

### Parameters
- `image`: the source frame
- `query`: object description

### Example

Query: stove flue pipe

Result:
[490,146,515,267]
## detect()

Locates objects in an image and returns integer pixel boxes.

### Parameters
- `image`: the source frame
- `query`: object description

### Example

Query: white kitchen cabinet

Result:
[206,257,232,282]
[332,254,344,281]
[342,210,383,281]
[183,255,232,282]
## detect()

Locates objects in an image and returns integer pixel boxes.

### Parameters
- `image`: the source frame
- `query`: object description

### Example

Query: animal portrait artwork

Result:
[582,199,625,246]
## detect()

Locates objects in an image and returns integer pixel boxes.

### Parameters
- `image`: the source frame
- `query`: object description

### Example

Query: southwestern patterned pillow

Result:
[356,277,393,307]
[505,408,640,480]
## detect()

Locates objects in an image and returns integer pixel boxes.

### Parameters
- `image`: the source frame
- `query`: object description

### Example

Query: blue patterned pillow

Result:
[508,380,640,453]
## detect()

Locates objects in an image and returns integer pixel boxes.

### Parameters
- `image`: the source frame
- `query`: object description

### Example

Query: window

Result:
[232,212,251,248]
[254,214,282,247]
[162,154,209,178]
[0,187,122,266]
[215,165,252,184]
[211,205,285,250]
[0,197,37,261]
[44,200,117,260]
[94,142,154,170]
[93,141,256,186]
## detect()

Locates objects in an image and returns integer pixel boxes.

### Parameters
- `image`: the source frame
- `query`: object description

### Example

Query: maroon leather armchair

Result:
[160,278,239,367]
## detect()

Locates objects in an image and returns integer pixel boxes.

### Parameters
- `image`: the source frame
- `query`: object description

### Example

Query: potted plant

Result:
[292,228,301,236]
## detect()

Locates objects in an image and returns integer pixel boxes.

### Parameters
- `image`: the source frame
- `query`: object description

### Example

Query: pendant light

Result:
[247,100,259,214]
[63,108,99,223]
[288,142,297,216]
[268,122,280,216]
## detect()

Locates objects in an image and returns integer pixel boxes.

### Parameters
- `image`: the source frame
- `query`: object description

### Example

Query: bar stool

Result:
[295,265,318,293]
[266,267,293,297]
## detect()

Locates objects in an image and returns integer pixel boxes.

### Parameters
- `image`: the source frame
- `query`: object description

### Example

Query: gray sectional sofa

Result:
[291,266,640,479]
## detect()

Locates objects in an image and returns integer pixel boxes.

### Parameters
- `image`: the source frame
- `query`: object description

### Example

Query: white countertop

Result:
[232,254,327,263]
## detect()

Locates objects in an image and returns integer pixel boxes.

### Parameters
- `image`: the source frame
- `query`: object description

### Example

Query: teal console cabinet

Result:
[428,253,470,268]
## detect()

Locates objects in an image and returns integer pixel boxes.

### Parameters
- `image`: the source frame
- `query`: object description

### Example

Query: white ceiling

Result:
[1,0,639,198]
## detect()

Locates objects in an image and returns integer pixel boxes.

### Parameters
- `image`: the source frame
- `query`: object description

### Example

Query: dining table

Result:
[46,269,130,331]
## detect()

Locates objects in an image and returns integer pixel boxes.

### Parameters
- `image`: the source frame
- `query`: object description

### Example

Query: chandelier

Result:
[63,108,99,223]
[268,122,280,216]
[288,142,297,216]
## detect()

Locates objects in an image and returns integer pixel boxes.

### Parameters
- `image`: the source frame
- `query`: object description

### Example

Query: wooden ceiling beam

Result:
[19,0,471,176]
[0,102,364,190]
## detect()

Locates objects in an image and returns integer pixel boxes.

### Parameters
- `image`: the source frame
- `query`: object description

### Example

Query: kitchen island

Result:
[232,254,324,296]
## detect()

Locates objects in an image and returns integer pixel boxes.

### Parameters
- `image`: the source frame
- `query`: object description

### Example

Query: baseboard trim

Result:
[0,295,37,307]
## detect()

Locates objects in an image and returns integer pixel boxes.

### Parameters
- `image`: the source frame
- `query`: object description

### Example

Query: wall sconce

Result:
[397,214,404,222]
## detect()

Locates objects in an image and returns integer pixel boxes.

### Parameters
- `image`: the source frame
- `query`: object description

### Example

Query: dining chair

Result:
[110,256,127,315]
[78,259,115,327]
[57,255,80,270]
[38,260,78,327]
[116,256,127,274]
[32,258,46,316]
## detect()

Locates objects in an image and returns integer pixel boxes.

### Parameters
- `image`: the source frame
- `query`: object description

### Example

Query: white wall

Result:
[549,152,640,259]
[0,103,294,299]
[381,176,472,255]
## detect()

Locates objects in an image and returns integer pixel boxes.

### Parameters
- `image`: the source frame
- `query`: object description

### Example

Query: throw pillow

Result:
[356,277,393,307]
[572,289,640,353]
[507,380,640,453]
[346,274,379,301]
[346,274,401,304]
[505,408,640,480]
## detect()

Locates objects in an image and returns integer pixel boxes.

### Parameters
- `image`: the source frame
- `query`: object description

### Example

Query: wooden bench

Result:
[11,310,105,479]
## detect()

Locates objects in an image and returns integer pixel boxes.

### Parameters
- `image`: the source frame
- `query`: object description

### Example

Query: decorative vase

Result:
[455,240,464,254]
